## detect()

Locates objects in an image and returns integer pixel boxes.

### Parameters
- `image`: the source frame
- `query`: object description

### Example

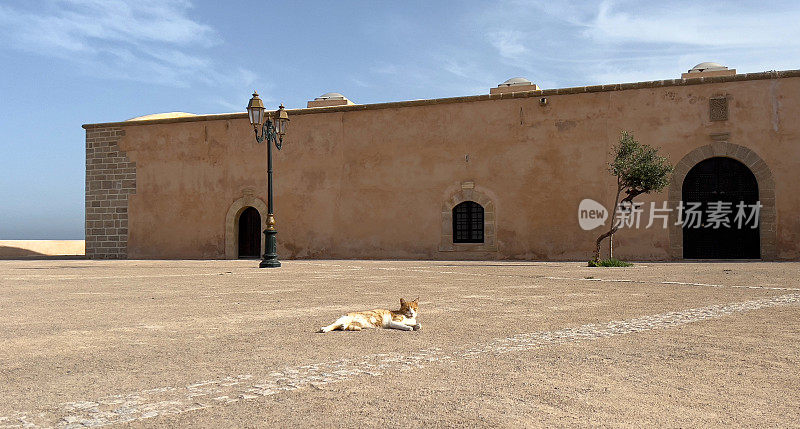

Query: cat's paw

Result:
[412,323,421,331]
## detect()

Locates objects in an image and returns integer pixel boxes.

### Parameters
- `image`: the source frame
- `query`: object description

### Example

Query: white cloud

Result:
[371,63,400,75]
[443,59,470,79]
[585,0,800,48]
[0,0,254,88]
[488,30,529,60]
[350,77,370,88]
[214,98,248,113]
[472,0,800,89]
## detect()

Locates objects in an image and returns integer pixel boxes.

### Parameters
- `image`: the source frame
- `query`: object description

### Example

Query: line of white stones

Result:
[463,293,800,356]
[1,293,798,428]
[544,276,800,292]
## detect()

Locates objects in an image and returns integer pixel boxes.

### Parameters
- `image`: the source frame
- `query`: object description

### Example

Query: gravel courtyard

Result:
[1,260,798,428]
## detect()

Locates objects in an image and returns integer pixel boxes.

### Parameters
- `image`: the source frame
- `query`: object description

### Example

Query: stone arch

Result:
[667,141,776,260]
[439,182,498,252]
[225,192,268,259]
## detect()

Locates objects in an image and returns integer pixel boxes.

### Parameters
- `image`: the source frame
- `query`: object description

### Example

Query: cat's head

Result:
[399,297,419,318]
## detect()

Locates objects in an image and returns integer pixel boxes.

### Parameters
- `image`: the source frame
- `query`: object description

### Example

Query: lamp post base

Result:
[259,259,281,268]
[260,229,281,268]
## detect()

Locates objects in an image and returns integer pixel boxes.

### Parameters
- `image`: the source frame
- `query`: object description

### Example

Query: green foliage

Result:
[587,258,634,267]
[610,131,674,200]
[592,131,674,264]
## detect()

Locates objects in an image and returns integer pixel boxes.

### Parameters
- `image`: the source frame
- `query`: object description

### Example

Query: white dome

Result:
[498,77,532,87]
[315,92,346,100]
[688,62,727,72]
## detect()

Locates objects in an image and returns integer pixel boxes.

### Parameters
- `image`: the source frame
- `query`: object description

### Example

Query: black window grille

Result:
[452,201,484,243]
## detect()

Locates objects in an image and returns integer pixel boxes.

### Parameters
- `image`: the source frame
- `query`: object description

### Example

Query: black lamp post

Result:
[246,91,289,268]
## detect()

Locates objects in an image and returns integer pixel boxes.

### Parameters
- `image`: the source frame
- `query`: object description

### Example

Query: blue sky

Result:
[1,0,798,239]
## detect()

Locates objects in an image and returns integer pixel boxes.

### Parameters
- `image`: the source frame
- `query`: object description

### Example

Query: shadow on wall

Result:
[0,246,87,260]
[0,241,86,260]
[0,246,46,258]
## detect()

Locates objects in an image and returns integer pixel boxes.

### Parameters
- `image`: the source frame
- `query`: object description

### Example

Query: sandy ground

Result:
[0,260,798,428]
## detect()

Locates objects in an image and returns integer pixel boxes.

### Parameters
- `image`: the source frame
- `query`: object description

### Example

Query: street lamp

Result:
[246,91,289,268]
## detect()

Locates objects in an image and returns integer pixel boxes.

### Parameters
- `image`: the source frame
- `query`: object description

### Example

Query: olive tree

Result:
[593,131,673,263]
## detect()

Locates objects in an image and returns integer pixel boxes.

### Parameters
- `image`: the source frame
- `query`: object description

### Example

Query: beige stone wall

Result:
[82,71,800,260]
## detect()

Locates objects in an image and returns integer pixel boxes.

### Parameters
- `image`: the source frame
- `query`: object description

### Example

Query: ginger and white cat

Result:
[318,298,420,332]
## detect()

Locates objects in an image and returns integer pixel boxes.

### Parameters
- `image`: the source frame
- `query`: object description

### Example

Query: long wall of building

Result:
[83,70,800,260]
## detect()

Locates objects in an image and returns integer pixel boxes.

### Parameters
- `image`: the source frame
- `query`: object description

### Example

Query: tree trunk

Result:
[609,234,613,259]
[594,184,623,263]
[594,226,618,262]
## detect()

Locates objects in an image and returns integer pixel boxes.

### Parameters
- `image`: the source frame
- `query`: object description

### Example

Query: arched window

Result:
[452,201,484,243]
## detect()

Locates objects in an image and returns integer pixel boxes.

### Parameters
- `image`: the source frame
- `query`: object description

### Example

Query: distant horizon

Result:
[2,0,799,239]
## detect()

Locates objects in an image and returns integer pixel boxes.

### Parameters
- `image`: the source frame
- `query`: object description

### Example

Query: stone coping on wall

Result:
[83,69,800,129]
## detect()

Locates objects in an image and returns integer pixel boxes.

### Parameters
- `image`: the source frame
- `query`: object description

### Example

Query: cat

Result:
[318,298,421,332]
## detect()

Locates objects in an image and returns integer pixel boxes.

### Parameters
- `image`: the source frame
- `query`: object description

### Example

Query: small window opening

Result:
[453,201,484,243]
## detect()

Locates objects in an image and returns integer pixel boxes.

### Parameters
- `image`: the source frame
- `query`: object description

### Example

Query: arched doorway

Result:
[682,157,760,259]
[238,207,261,258]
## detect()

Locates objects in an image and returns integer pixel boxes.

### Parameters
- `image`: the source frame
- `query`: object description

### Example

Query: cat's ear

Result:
[414,297,419,303]
[400,298,406,306]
